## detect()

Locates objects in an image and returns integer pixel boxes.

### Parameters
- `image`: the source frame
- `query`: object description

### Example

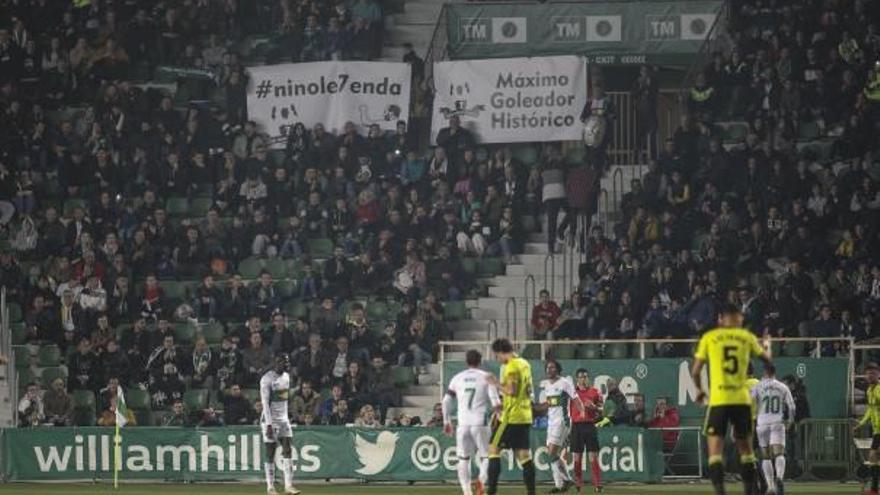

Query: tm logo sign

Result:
[645,15,679,40]
[460,18,490,43]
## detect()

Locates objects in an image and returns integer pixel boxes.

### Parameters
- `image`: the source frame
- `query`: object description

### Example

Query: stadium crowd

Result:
[2,0,879,429]
[540,0,880,358]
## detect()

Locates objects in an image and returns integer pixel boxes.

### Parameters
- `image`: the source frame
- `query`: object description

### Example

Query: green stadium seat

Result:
[276,280,299,299]
[478,258,504,277]
[63,198,87,216]
[554,345,576,360]
[283,300,309,320]
[160,280,189,300]
[40,367,68,386]
[17,368,36,390]
[11,322,27,345]
[392,366,414,388]
[521,344,541,359]
[72,390,96,426]
[513,146,538,166]
[783,341,805,357]
[174,323,197,344]
[242,388,261,404]
[165,197,189,216]
[576,344,601,359]
[36,345,61,367]
[263,258,288,279]
[366,301,388,320]
[442,301,467,321]
[798,121,820,141]
[308,238,334,258]
[606,343,630,359]
[126,388,152,410]
[238,257,263,279]
[719,122,748,143]
[13,346,32,369]
[6,302,22,322]
[565,146,585,165]
[184,389,209,411]
[190,197,214,217]
[461,258,478,276]
[201,322,226,345]
[134,410,154,426]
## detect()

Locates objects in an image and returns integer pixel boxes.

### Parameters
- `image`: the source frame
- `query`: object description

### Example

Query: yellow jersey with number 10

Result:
[694,327,765,407]
[499,356,533,424]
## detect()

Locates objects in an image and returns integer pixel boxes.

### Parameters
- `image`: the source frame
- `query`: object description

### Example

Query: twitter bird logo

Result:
[354,431,399,475]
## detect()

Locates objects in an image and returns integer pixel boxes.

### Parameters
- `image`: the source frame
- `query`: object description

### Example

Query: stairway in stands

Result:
[381,0,443,62]
[391,164,647,419]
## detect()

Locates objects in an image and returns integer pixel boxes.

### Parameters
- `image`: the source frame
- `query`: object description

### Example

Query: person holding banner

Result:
[580,85,615,173]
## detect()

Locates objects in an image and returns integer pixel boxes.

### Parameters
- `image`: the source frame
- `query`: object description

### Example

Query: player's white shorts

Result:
[547,423,571,448]
[756,423,786,449]
[261,418,293,443]
[456,425,490,459]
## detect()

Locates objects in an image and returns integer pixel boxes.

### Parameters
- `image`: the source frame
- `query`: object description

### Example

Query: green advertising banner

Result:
[443,358,848,421]
[0,426,663,482]
[445,1,725,64]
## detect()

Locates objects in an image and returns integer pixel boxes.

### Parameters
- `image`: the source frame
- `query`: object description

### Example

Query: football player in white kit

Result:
[260,354,301,495]
[750,363,795,495]
[535,359,584,494]
[442,350,501,495]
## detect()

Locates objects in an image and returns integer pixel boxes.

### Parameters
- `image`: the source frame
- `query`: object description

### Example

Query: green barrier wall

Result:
[0,426,663,482]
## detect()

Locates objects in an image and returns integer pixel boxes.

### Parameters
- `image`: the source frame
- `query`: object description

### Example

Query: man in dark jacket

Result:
[223,384,255,425]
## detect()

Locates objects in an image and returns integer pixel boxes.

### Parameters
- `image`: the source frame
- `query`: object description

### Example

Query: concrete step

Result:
[489,283,576,299]
[387,406,430,420]
[403,394,439,408]
[387,24,434,46]
[504,264,569,278]
[407,385,441,396]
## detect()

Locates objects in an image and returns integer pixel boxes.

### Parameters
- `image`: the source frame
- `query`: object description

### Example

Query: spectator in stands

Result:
[291,380,321,424]
[43,377,72,427]
[531,289,561,339]
[604,378,631,426]
[162,400,188,427]
[147,334,186,409]
[556,291,588,339]
[18,382,45,427]
[354,404,381,428]
[223,384,255,426]
[647,397,680,453]
[541,155,568,253]
[326,399,353,426]
[67,337,98,392]
[630,393,648,427]
[189,337,218,389]
[425,402,444,427]
[242,331,272,386]
[100,339,130,387]
[319,384,346,423]
[196,408,225,427]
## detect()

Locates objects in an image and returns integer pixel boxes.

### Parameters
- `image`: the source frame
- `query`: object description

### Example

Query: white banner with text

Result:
[247,61,411,142]
[430,55,587,143]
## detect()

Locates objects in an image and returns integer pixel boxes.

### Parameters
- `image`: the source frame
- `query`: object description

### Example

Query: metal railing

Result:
[1,287,14,427]
[439,337,854,363]
[647,426,704,480]
[523,274,536,329]
[504,297,518,342]
[487,320,499,342]
[543,254,556,300]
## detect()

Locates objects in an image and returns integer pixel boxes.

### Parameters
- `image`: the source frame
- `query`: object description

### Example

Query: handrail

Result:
[523,274,536,329]
[1,287,12,428]
[504,297,518,342]
[440,336,854,347]
[543,254,556,299]
[611,166,625,214]
[487,320,499,342]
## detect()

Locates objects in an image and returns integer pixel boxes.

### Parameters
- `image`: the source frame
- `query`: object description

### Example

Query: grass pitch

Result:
[0,482,861,494]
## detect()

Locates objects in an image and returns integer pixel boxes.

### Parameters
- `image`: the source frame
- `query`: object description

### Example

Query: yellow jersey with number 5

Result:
[695,327,765,407]
[500,356,533,424]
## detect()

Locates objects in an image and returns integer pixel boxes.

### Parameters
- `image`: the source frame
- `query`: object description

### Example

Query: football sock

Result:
[740,454,758,495]
[478,456,489,485]
[549,455,564,488]
[487,456,501,495]
[708,455,725,495]
[522,459,536,495]
[573,453,583,488]
[457,457,473,495]
[872,463,879,491]
[762,459,776,493]
[774,454,786,482]
[590,456,602,488]
[264,462,275,490]
[281,457,294,489]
